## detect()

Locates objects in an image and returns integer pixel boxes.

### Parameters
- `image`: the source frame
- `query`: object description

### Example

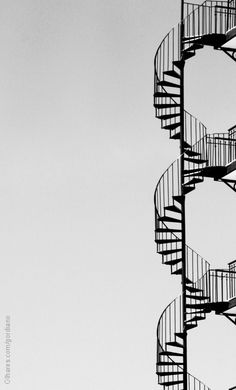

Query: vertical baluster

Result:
[221,271,223,301]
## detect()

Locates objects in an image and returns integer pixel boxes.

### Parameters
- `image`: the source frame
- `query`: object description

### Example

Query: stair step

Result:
[159,351,183,357]
[185,323,197,331]
[172,268,182,275]
[159,248,182,256]
[155,228,182,233]
[164,70,181,79]
[184,141,192,149]
[164,122,181,131]
[184,178,203,186]
[186,310,206,315]
[187,43,204,51]
[184,157,207,164]
[165,258,182,266]
[154,91,180,98]
[158,216,181,223]
[184,173,203,179]
[183,185,195,195]
[173,195,184,205]
[158,371,183,377]
[186,315,205,323]
[175,332,184,339]
[186,285,203,293]
[158,113,180,120]
[184,168,203,174]
[165,205,182,214]
[185,277,193,284]
[157,238,181,244]
[183,50,195,61]
[183,35,203,42]
[154,103,180,109]
[157,362,183,366]
[166,341,183,348]
[170,132,181,140]
[186,303,208,309]
[186,295,209,301]
[173,60,184,69]
[184,149,201,157]
[162,380,184,386]
[157,80,180,88]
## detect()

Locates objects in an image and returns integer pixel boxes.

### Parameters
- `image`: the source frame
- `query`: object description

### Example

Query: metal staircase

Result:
[153,2,236,390]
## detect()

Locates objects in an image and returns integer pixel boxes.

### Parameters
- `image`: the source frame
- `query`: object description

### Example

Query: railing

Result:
[157,296,183,366]
[229,258,236,271]
[195,268,236,303]
[188,373,211,390]
[208,269,236,301]
[191,130,236,168]
[206,133,236,166]
[228,124,236,139]
[184,1,236,49]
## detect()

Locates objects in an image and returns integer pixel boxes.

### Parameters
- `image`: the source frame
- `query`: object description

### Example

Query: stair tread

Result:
[172,268,182,275]
[162,380,184,386]
[159,216,181,223]
[183,186,195,195]
[165,258,182,266]
[186,286,203,293]
[186,315,205,322]
[186,310,206,315]
[183,51,195,60]
[184,168,203,174]
[155,228,182,233]
[173,195,184,205]
[164,122,181,130]
[186,303,208,308]
[171,132,181,140]
[166,341,183,348]
[160,351,183,356]
[154,91,180,98]
[154,103,181,109]
[184,178,203,186]
[158,113,180,120]
[185,323,197,330]
[186,295,209,301]
[157,238,181,244]
[158,371,183,376]
[184,157,207,164]
[173,60,184,69]
[165,205,182,213]
[175,332,184,339]
[159,248,182,255]
[185,277,193,284]
[183,35,203,42]
[164,70,181,79]
[157,362,183,366]
[157,80,180,88]
[186,43,204,51]
[184,149,201,157]
[184,141,192,149]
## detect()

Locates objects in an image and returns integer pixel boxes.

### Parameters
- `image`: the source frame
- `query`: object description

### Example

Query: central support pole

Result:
[180,1,188,390]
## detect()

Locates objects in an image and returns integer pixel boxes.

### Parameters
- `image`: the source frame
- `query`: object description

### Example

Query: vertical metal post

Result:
[227,0,230,30]
[180,2,188,390]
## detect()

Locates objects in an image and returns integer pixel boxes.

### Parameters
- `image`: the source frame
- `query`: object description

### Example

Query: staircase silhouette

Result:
[154,2,236,390]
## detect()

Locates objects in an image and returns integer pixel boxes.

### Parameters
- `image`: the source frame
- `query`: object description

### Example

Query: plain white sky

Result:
[0,1,235,389]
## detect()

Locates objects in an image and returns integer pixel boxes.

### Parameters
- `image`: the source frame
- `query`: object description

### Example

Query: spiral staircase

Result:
[154,2,236,390]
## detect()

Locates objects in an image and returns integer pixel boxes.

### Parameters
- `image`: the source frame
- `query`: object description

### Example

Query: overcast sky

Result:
[0,1,236,389]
